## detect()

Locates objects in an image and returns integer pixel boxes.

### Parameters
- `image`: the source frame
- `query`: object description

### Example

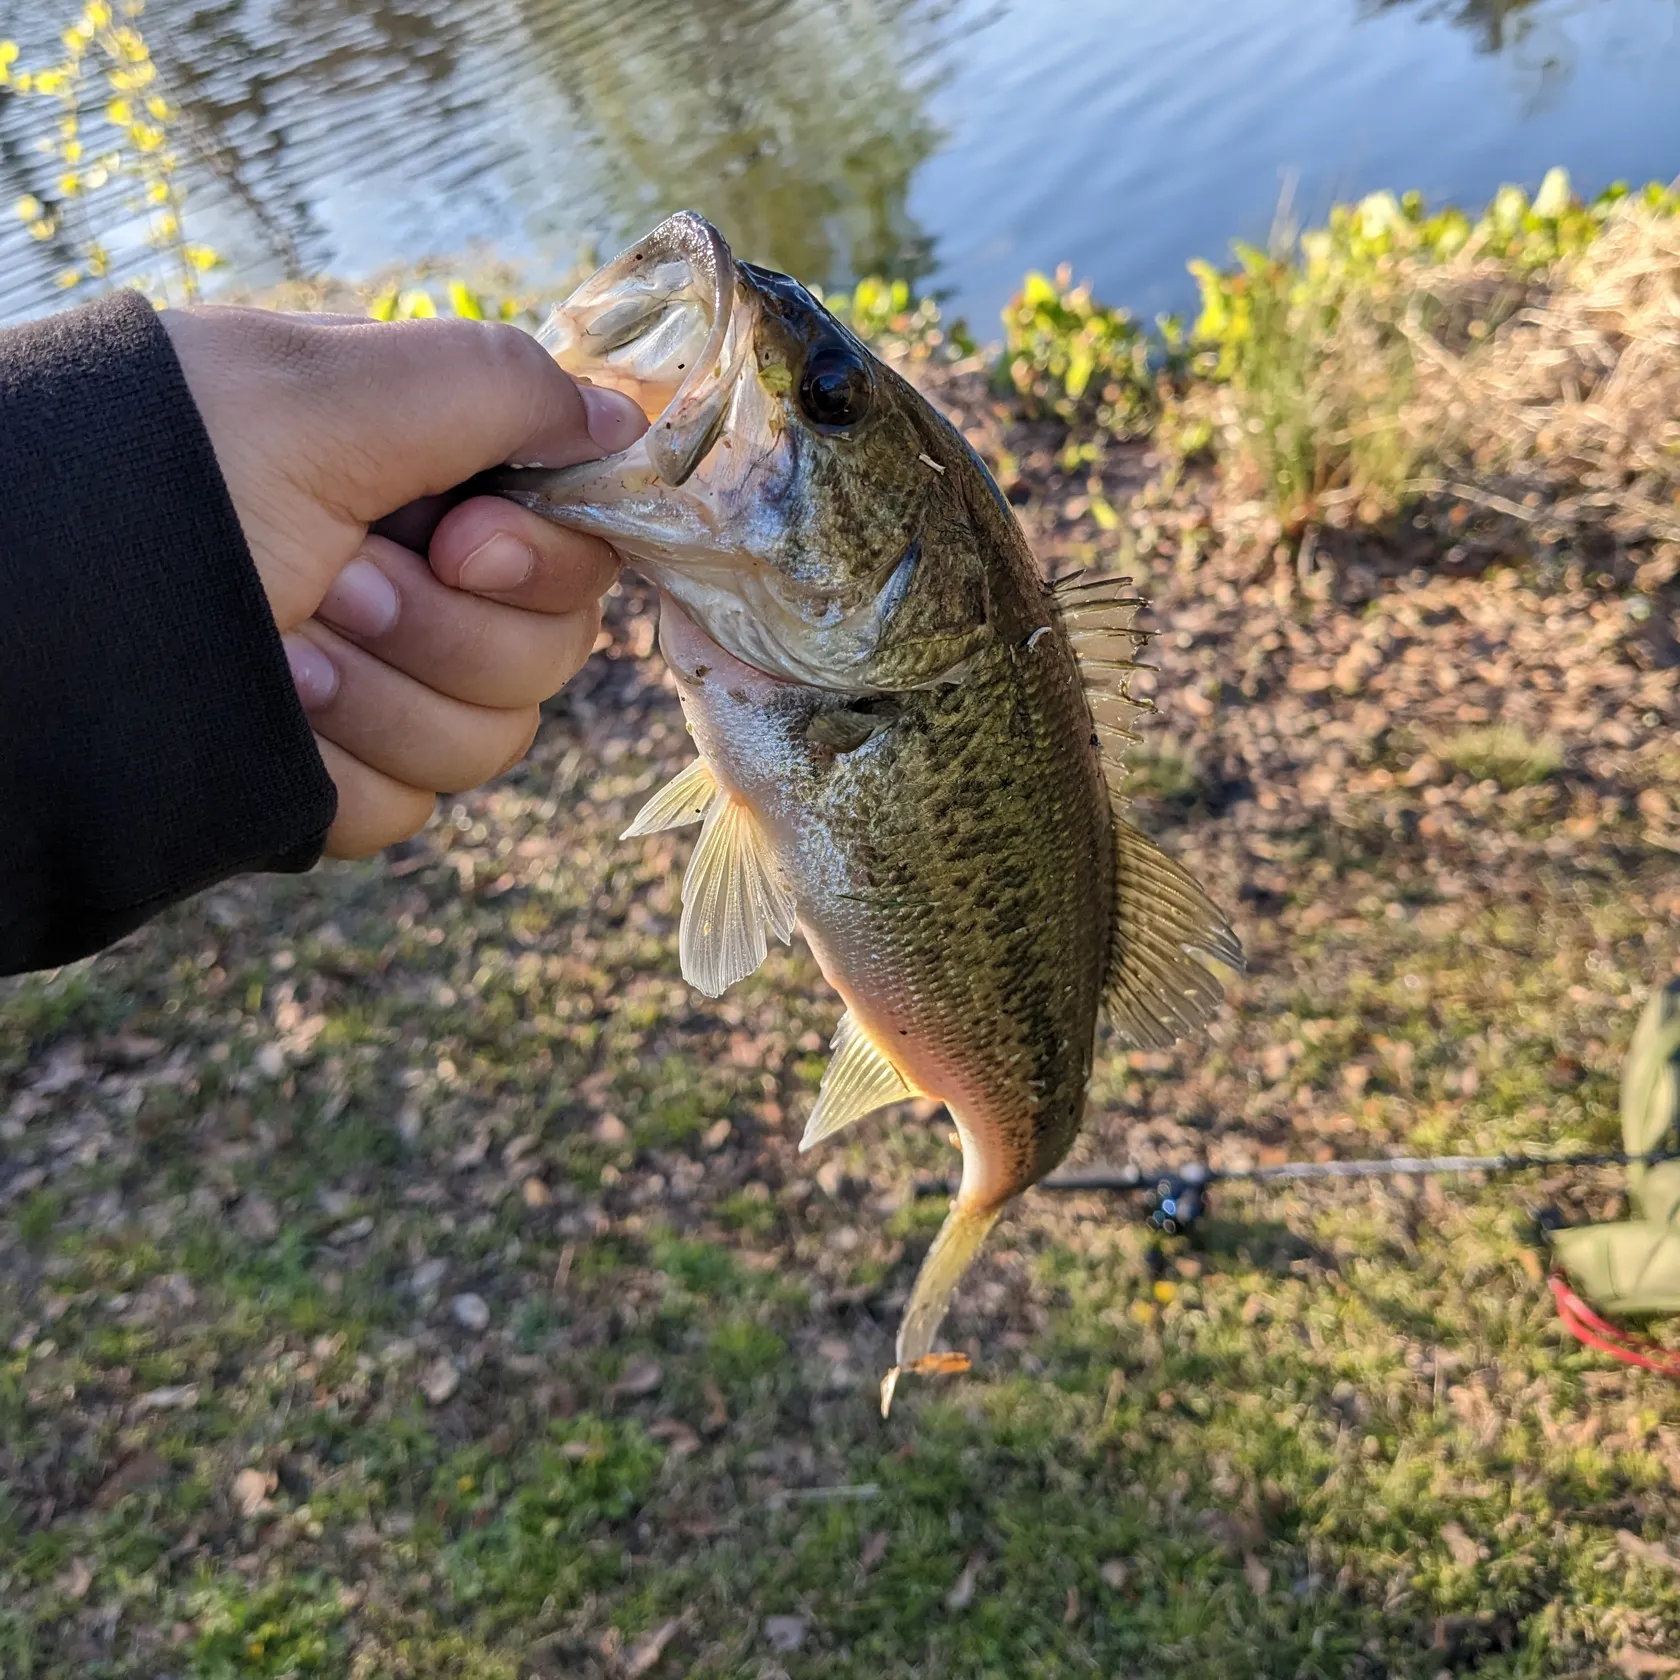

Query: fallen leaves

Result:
[231,1467,276,1517]
[608,1357,663,1400]
[135,1383,198,1413]
[1614,1648,1680,1677]
[420,1357,460,1405]
[450,1291,490,1331]
[1617,1528,1680,1576]
[763,1614,808,1653]
[945,1554,983,1611]
[622,1614,687,1676]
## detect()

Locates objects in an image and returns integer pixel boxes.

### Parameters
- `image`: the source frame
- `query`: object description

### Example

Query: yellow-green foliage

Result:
[2,0,217,302]
[999,264,1161,435]
[367,280,528,325]
[818,273,974,361]
[1186,169,1680,531]
[1432,724,1564,791]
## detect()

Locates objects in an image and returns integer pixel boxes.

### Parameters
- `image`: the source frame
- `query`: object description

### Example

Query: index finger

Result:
[427,495,620,615]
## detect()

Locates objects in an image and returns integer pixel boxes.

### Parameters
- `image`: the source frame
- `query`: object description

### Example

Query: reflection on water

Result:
[1369,0,1545,52]
[517,0,943,284]
[0,0,1677,327]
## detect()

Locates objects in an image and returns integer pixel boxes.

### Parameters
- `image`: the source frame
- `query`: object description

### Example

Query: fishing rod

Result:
[914,1147,1680,1235]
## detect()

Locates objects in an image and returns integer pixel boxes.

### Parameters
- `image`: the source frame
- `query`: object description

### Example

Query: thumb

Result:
[286,314,648,518]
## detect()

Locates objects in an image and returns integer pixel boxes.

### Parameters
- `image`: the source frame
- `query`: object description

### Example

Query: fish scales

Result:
[487,211,1239,1410]
[667,575,1113,1198]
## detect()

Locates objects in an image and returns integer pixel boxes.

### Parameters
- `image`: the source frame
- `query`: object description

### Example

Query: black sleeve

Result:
[0,290,337,976]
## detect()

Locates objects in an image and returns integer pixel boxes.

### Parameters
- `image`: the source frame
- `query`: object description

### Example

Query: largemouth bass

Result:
[491,213,1242,1412]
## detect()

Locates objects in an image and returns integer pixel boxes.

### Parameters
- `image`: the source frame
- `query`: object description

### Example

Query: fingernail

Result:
[318,557,399,638]
[284,635,338,709]
[580,383,647,453]
[460,533,534,594]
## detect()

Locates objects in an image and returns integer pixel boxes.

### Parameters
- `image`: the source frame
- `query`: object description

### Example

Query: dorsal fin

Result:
[1048,572,1243,1045]
[1048,572,1154,795]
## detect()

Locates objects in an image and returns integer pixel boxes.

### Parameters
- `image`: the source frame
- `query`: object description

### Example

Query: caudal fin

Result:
[880,1201,1003,1417]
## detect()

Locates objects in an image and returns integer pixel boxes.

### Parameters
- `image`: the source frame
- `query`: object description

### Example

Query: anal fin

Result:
[622,757,719,838]
[679,794,796,997]
[800,1010,918,1152]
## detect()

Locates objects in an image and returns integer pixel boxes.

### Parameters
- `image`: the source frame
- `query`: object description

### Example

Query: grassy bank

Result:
[3,177,1680,1678]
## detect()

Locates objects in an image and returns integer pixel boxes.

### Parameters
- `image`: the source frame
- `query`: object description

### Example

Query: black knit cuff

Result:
[0,290,337,972]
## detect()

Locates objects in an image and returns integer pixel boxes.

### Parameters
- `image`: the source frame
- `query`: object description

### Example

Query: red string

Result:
[1548,1272,1680,1380]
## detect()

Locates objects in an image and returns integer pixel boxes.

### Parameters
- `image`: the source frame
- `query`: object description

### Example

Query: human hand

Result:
[160,307,646,857]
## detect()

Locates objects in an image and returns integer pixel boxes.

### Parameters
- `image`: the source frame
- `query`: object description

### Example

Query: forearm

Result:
[0,291,335,975]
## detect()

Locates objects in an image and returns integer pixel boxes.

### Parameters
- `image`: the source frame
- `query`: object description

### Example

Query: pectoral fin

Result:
[622,758,720,838]
[800,1010,918,1152]
[679,795,796,997]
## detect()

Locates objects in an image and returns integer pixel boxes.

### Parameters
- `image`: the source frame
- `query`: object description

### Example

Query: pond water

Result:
[0,0,1678,330]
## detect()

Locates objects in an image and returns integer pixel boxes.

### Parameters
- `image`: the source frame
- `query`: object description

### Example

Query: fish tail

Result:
[880,1199,1003,1417]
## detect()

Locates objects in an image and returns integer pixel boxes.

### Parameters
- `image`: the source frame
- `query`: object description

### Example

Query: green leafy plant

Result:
[1183,170,1680,532]
[2,0,217,302]
[819,273,974,360]
[1000,264,1162,435]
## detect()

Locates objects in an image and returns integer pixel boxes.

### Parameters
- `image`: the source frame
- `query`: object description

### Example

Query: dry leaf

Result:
[1243,1553,1271,1597]
[1441,1521,1482,1568]
[610,1357,663,1399]
[859,1530,889,1572]
[54,1556,93,1600]
[700,1375,728,1432]
[231,1467,276,1517]
[136,1384,199,1413]
[905,1351,972,1377]
[93,1450,167,1510]
[946,1554,982,1611]
[1616,1529,1680,1575]
[421,1357,461,1404]
[623,1615,685,1676]
[1614,1648,1680,1677]
[764,1615,808,1653]
[450,1293,490,1332]
[647,1419,700,1459]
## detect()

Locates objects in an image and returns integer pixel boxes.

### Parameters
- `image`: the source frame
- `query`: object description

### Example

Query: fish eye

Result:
[798,344,874,430]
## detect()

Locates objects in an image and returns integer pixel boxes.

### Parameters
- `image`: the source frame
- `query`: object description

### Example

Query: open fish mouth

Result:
[535,210,747,488]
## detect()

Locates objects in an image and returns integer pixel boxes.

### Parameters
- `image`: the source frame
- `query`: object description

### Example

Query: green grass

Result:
[1433,724,1566,792]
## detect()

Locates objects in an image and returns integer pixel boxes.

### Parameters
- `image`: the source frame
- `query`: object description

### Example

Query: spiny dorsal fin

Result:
[800,1009,918,1151]
[1106,820,1243,1049]
[679,794,796,997]
[622,757,720,838]
[1048,572,1154,803]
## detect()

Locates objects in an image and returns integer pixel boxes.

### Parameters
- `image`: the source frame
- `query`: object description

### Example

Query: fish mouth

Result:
[485,211,762,542]
[536,209,747,488]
